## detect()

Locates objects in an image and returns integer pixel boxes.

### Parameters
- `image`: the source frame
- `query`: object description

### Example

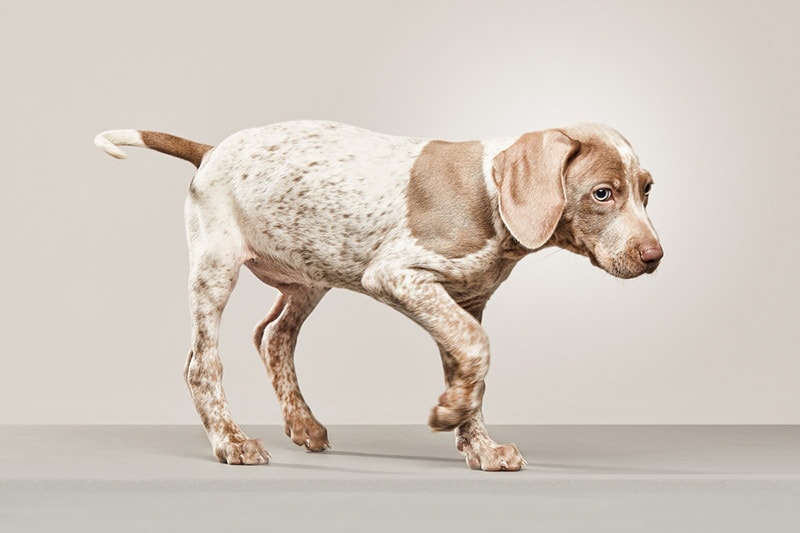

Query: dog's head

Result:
[492,123,662,279]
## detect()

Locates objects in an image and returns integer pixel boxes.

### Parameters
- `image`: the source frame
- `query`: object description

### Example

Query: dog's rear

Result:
[96,120,661,470]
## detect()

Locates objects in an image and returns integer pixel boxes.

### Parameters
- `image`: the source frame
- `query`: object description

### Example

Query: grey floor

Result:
[2,425,799,532]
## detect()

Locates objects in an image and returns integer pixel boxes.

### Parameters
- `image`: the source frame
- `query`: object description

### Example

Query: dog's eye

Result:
[644,183,652,195]
[592,188,613,202]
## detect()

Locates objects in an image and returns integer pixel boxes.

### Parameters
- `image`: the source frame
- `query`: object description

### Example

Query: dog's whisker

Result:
[539,248,565,261]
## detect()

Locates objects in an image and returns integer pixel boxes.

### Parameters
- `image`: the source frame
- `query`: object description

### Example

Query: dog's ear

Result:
[492,130,579,250]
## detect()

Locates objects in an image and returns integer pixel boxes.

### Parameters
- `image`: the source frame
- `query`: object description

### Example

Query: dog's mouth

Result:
[590,249,661,279]
[554,238,662,279]
[642,260,661,275]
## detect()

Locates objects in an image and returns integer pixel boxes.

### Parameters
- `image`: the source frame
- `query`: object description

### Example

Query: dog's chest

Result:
[437,250,521,304]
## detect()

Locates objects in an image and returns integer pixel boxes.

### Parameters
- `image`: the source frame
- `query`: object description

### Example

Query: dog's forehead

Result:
[563,123,636,158]
[560,123,641,179]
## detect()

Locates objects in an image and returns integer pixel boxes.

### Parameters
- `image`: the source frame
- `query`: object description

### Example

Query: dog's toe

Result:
[215,438,270,465]
[286,416,330,452]
[461,442,525,472]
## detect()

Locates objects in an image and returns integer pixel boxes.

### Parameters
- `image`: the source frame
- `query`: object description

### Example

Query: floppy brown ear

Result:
[492,130,579,250]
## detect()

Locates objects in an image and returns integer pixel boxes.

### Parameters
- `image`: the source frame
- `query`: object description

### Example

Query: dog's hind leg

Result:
[184,199,269,465]
[254,285,330,451]
[437,299,526,471]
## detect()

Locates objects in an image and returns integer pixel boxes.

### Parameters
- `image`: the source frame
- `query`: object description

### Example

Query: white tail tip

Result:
[94,129,144,160]
[94,133,127,159]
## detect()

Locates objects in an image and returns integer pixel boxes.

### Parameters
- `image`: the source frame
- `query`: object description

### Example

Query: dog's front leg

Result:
[435,300,525,471]
[438,333,526,471]
[362,268,488,431]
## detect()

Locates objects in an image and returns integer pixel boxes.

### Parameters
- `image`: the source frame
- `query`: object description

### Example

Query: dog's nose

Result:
[640,245,664,264]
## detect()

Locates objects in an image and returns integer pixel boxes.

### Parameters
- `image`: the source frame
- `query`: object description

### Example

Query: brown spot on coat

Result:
[407,141,495,258]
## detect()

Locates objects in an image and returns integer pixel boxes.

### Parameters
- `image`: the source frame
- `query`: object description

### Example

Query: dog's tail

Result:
[94,130,213,168]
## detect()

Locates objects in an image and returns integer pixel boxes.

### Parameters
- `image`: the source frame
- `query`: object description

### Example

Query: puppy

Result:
[95,121,662,470]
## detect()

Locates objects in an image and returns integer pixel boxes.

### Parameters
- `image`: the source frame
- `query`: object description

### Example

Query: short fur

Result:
[95,120,663,471]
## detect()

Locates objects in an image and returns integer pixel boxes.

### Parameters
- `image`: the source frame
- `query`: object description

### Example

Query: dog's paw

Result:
[285,416,330,452]
[428,387,475,431]
[458,439,526,472]
[428,404,472,432]
[214,438,270,465]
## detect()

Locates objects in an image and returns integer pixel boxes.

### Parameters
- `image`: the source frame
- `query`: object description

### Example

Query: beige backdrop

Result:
[1,0,797,425]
